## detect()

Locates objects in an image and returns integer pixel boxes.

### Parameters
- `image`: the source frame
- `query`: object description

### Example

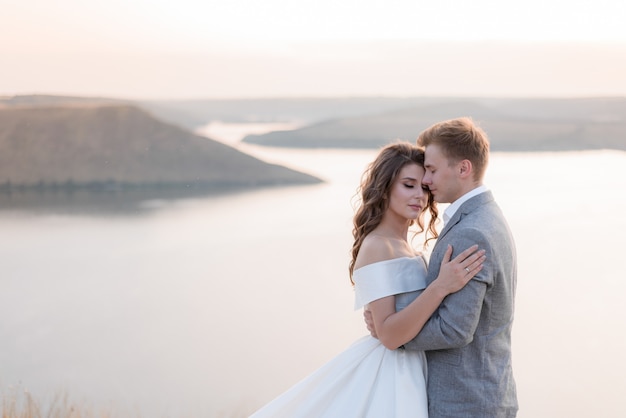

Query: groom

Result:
[366,117,518,417]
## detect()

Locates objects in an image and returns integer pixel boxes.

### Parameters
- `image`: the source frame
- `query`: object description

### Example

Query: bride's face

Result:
[386,163,427,221]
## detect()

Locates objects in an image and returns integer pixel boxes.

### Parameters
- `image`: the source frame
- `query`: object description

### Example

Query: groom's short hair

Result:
[417,117,490,182]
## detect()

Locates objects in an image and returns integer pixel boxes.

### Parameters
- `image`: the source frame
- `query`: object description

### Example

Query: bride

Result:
[249,142,485,417]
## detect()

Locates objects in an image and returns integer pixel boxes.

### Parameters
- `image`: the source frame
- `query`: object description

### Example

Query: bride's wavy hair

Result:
[349,141,439,284]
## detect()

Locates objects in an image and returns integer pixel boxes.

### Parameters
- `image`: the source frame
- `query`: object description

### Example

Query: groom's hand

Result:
[363,308,379,339]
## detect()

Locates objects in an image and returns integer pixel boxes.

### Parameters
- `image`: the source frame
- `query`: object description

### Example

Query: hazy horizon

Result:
[2,0,626,100]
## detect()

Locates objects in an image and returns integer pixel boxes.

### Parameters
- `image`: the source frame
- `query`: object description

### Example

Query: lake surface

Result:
[1,123,625,417]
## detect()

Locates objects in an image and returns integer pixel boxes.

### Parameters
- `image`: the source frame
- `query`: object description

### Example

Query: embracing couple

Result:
[250,117,518,417]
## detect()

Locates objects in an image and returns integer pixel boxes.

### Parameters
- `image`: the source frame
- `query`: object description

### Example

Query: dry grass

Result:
[1,388,251,418]
[1,388,123,418]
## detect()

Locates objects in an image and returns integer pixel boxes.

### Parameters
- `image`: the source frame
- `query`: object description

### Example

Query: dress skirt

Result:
[249,335,428,418]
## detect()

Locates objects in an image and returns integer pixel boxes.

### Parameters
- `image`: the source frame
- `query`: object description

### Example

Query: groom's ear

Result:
[458,159,473,179]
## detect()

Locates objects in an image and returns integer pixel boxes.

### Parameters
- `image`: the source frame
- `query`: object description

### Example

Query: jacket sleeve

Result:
[403,227,492,351]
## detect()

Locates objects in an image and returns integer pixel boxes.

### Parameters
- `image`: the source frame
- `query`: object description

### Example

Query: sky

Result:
[1,0,626,99]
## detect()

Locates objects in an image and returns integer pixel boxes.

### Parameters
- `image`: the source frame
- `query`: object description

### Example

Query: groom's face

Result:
[422,144,462,204]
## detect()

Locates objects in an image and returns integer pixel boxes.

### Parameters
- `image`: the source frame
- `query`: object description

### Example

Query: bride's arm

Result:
[368,245,485,350]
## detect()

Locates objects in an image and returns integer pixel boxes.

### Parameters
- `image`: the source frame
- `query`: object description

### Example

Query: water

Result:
[1,123,625,417]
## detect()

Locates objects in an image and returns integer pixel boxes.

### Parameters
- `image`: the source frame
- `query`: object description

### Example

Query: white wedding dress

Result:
[250,256,429,418]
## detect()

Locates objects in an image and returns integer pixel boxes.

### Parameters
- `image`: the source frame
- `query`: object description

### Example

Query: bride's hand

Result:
[363,308,378,339]
[433,244,486,295]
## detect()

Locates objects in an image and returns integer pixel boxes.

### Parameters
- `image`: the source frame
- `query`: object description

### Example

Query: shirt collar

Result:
[442,185,489,226]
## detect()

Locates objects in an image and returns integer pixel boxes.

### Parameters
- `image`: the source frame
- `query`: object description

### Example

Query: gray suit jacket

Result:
[404,191,518,417]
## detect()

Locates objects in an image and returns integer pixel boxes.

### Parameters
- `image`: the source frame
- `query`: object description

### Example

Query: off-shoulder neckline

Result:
[354,255,422,273]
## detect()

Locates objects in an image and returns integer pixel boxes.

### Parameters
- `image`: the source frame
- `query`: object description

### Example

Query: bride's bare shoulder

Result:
[354,234,397,270]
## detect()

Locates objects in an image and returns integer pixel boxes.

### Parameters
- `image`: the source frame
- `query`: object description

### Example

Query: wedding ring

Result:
[465,267,470,273]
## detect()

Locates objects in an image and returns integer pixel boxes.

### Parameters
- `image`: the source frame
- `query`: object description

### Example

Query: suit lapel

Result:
[437,191,494,242]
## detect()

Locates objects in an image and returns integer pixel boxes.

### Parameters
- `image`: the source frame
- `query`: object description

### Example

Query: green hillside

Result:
[4,95,625,155]
[240,98,626,151]
[0,104,322,191]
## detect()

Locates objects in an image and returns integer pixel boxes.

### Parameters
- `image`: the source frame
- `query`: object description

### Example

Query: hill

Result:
[0,104,322,191]
[0,94,127,108]
[5,95,626,152]
[240,98,626,151]
[138,97,437,129]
